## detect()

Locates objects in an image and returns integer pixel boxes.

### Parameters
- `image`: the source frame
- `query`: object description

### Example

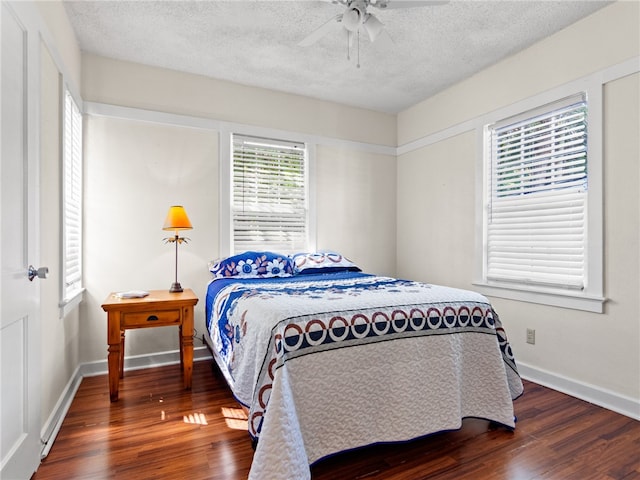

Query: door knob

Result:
[28,265,49,281]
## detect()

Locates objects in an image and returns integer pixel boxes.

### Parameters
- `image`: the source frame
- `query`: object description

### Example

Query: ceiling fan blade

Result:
[373,0,448,9]
[363,13,384,42]
[298,14,343,47]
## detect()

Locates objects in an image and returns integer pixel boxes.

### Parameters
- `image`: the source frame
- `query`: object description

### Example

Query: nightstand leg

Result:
[181,306,194,389]
[107,311,122,402]
[108,342,120,402]
[179,325,184,371]
[120,330,125,379]
[181,335,193,389]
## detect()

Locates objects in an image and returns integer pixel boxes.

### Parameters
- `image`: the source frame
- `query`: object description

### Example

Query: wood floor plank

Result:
[33,360,640,479]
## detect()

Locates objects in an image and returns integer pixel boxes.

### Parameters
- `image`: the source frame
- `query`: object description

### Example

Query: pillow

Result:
[291,251,361,275]
[209,251,294,280]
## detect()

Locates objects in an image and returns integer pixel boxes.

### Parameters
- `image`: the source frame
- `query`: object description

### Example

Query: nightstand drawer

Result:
[122,309,181,327]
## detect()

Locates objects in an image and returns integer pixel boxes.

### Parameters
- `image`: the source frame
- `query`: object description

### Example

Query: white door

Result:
[1,2,43,478]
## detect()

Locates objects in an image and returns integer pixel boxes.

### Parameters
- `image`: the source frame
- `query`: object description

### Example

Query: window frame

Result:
[474,84,604,313]
[60,87,84,315]
[219,130,316,257]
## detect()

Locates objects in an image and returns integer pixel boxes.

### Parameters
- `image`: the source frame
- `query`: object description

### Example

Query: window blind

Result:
[63,90,83,301]
[486,94,587,289]
[232,134,307,254]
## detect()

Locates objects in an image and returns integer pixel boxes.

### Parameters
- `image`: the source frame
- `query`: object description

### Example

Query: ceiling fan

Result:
[299,0,448,66]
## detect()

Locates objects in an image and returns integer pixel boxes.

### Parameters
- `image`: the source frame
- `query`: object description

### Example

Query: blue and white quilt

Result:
[206,272,523,480]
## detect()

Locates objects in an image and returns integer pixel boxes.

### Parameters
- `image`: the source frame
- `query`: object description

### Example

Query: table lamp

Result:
[163,205,193,293]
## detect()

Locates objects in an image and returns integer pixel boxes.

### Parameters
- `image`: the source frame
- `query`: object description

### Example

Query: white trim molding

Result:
[84,102,396,156]
[39,365,84,458]
[397,56,640,156]
[518,362,640,421]
[80,345,212,378]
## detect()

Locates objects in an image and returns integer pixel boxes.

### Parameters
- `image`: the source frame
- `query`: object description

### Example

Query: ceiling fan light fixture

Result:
[342,5,364,31]
[363,13,384,42]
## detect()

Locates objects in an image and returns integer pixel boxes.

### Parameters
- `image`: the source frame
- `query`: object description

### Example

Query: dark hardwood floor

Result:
[33,359,640,480]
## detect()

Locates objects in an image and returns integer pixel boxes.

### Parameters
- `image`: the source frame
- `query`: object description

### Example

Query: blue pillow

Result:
[209,251,294,279]
[291,251,361,275]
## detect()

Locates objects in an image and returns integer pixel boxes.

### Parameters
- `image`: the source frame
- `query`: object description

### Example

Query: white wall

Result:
[35,0,81,91]
[80,56,398,364]
[316,145,397,277]
[81,54,397,148]
[82,117,219,359]
[39,38,82,432]
[397,1,640,414]
[396,131,476,289]
[34,0,83,437]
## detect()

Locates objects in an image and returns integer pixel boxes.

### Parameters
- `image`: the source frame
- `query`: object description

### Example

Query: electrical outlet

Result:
[526,328,536,345]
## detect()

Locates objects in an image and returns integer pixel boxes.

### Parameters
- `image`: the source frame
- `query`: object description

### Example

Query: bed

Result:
[205,251,523,480]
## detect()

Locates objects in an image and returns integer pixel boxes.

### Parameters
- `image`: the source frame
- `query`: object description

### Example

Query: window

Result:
[478,92,603,312]
[230,134,309,254]
[62,89,83,306]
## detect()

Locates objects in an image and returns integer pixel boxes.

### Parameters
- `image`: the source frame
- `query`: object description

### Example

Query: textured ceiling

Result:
[63,0,611,114]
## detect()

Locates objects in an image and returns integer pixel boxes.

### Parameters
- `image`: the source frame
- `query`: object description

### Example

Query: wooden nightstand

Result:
[101,289,199,402]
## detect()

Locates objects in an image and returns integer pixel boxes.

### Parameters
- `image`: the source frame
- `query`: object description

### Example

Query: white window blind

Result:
[232,134,308,254]
[486,93,587,290]
[62,90,83,302]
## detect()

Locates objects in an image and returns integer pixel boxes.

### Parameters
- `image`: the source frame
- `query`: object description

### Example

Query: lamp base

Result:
[169,282,183,293]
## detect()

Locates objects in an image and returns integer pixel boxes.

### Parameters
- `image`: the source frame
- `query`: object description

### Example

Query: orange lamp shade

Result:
[162,206,193,232]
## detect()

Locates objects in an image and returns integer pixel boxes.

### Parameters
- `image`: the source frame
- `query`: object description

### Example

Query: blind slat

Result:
[486,96,588,290]
[63,90,83,299]
[232,134,308,253]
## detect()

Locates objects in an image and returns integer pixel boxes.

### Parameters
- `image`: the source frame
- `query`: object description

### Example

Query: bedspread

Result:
[206,272,523,479]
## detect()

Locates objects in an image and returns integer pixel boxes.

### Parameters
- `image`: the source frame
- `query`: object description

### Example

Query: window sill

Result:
[59,288,85,318]
[472,281,605,313]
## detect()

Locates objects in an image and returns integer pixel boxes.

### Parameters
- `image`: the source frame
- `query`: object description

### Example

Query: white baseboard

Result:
[40,345,213,458]
[79,344,212,378]
[40,364,84,458]
[517,362,640,421]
